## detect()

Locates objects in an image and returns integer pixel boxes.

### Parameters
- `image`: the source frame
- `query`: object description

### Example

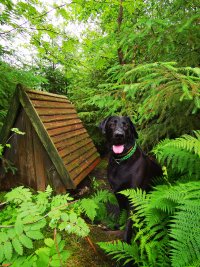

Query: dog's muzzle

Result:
[113,129,125,142]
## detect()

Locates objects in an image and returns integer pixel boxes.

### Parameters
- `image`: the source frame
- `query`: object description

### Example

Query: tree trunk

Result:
[117,0,125,65]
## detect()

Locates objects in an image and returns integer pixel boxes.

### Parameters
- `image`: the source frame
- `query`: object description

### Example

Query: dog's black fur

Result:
[100,116,162,247]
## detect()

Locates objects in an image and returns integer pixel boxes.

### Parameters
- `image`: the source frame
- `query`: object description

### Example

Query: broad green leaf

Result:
[80,198,98,221]
[4,241,13,260]
[11,128,25,135]
[35,247,50,256]
[19,233,33,249]
[0,245,4,262]
[44,238,54,247]
[50,259,60,267]
[15,218,24,235]
[0,232,8,243]
[26,230,44,240]
[7,228,16,239]
[30,219,46,230]
[60,250,71,261]
[36,253,50,267]
[12,237,23,255]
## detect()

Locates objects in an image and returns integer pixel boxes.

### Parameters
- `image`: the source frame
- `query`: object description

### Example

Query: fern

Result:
[98,240,139,266]
[79,198,98,222]
[153,131,200,179]
[76,189,118,225]
[99,181,200,267]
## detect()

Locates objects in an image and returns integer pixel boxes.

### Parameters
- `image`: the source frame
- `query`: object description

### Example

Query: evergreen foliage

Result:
[72,62,200,149]
[0,0,199,265]
[0,61,47,128]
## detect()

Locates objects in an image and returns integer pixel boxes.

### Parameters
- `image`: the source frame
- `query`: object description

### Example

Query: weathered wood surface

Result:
[73,158,100,186]
[55,132,89,150]
[0,86,100,191]
[25,89,100,187]
[40,114,77,122]
[20,89,74,189]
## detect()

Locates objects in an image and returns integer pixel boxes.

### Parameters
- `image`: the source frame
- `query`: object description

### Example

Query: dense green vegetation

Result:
[0,0,199,266]
[99,131,200,266]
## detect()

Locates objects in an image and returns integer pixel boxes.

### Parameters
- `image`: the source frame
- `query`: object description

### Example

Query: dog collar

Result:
[113,142,137,165]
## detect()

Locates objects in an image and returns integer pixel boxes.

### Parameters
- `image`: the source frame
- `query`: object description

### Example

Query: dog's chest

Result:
[107,158,143,192]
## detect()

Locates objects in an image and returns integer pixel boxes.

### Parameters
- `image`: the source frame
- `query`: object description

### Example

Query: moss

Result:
[0,191,6,202]
[65,226,118,267]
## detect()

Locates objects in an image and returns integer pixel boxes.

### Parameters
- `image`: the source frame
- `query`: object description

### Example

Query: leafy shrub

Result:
[0,185,117,266]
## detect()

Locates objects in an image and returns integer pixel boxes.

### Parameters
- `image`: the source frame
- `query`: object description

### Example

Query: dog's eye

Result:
[123,122,128,129]
[109,122,116,128]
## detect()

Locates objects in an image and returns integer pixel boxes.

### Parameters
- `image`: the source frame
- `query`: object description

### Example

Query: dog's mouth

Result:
[112,144,125,154]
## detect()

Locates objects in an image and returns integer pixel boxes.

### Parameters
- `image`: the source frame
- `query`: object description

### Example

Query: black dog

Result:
[100,116,162,245]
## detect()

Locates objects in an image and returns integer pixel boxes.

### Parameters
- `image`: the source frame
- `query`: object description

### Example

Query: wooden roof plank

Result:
[59,138,93,158]
[55,132,89,151]
[26,89,68,100]
[73,158,101,186]
[40,114,78,123]
[70,153,100,182]
[48,123,83,137]
[32,100,74,109]
[52,128,87,144]
[56,135,92,154]
[36,107,76,115]
[44,118,82,131]
[66,147,97,172]
[62,144,96,166]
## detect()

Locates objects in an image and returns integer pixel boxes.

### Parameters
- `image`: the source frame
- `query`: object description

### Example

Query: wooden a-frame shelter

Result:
[0,85,100,192]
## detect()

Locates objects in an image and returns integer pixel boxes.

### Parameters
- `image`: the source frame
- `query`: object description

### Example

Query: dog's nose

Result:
[114,130,124,138]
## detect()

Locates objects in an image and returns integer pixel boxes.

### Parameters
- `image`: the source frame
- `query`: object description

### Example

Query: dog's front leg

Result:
[123,204,133,244]
[115,193,133,243]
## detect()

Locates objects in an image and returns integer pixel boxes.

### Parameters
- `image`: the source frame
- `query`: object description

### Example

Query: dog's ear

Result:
[99,117,111,134]
[126,117,138,139]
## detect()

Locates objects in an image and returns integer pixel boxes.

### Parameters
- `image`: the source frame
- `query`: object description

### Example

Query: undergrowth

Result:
[98,131,200,267]
[0,185,117,266]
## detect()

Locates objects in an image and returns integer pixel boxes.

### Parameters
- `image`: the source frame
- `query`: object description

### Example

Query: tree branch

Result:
[0,3,68,35]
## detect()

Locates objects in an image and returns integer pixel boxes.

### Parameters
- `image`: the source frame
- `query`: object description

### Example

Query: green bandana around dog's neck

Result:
[113,142,137,165]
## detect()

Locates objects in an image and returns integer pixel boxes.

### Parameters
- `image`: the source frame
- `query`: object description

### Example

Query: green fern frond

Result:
[154,131,200,157]
[79,198,98,222]
[120,188,148,213]
[98,240,139,265]
[152,132,200,178]
[92,189,116,204]
[170,198,200,267]
[117,182,200,267]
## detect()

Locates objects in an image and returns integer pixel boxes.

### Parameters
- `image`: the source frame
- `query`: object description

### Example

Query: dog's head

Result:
[99,116,138,154]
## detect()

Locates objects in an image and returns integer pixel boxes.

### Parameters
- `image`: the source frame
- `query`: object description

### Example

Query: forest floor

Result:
[0,159,122,267]
[66,158,122,267]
